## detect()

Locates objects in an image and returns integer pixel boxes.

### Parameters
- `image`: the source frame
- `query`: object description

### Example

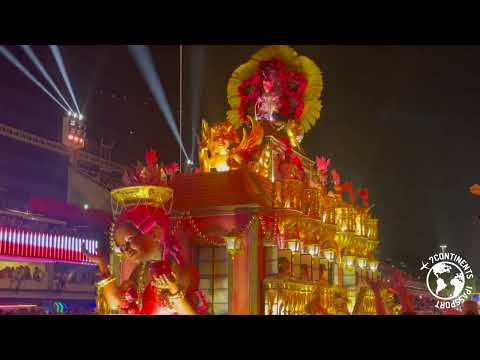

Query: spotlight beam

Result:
[0,46,69,113]
[49,45,81,114]
[128,45,189,161]
[20,45,74,112]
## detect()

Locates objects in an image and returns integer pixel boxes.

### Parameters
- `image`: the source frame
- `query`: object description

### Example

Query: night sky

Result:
[1,45,479,275]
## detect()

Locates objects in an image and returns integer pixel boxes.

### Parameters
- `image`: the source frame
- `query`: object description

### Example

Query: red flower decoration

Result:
[145,149,158,167]
[331,169,341,186]
[164,162,179,177]
[237,58,309,122]
[294,100,305,119]
[343,181,352,193]
[286,72,307,99]
[291,155,305,179]
[343,181,356,204]
[316,156,331,174]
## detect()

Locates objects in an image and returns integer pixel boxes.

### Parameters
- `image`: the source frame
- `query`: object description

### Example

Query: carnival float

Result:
[89,45,405,315]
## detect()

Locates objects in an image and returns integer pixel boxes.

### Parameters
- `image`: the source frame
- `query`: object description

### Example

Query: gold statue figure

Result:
[198,116,263,172]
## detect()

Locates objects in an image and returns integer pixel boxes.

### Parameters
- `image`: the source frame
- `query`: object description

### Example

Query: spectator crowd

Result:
[53,269,98,290]
[0,265,45,287]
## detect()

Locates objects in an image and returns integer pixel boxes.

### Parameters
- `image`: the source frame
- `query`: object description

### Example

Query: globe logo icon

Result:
[426,261,466,301]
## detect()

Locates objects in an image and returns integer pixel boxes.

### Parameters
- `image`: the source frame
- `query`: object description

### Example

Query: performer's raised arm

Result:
[82,244,123,313]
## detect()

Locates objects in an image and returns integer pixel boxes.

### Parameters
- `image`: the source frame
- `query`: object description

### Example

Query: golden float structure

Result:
[106,45,388,315]
[111,185,174,209]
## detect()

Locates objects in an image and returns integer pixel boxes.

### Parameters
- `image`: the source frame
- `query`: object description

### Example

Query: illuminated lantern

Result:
[343,255,356,270]
[287,239,300,253]
[369,259,379,272]
[224,232,243,258]
[323,248,335,262]
[306,244,320,257]
[323,248,336,262]
[357,257,368,269]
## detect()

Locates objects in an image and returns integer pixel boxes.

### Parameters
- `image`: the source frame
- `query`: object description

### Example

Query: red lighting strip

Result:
[0,226,98,264]
[0,305,38,309]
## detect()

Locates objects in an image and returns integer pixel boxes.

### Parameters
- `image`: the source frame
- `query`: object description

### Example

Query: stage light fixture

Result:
[62,111,86,150]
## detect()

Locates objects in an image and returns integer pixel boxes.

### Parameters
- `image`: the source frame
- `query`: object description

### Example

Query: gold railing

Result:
[367,218,379,240]
[355,212,368,237]
[335,207,356,233]
[355,288,377,315]
[263,278,347,315]
[303,188,320,218]
[273,179,304,212]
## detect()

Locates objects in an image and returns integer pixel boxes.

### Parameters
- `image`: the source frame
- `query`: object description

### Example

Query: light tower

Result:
[62,111,86,150]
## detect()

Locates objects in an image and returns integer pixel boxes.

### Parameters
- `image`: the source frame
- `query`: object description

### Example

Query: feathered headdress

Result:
[316,156,331,174]
[227,45,323,133]
[122,149,178,187]
[316,155,331,185]
[331,169,341,186]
